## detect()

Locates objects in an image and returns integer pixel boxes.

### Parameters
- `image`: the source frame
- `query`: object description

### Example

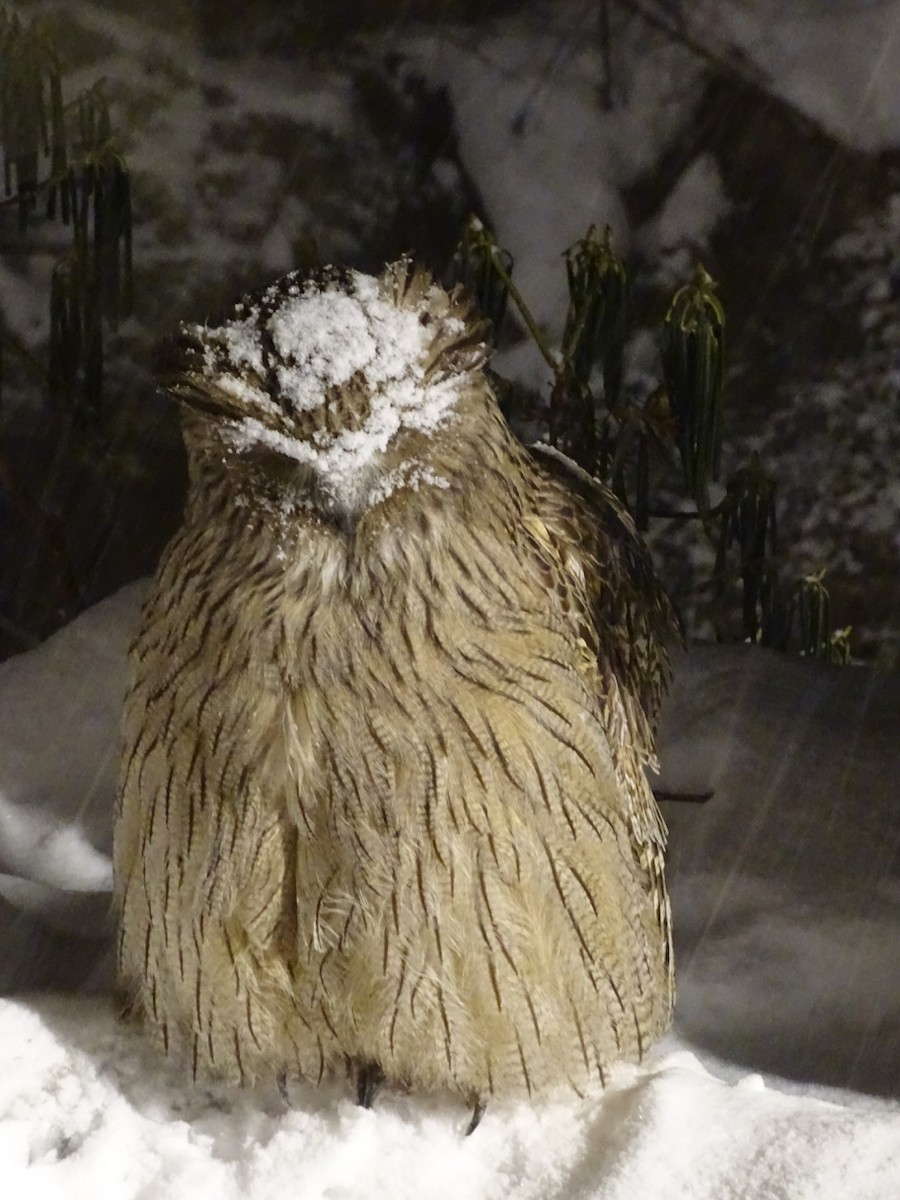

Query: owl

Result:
[114,259,675,1126]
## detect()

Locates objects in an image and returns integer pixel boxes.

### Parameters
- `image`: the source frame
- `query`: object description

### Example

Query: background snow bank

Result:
[700,0,900,151]
[0,587,898,1196]
[657,644,900,1098]
[400,17,706,390]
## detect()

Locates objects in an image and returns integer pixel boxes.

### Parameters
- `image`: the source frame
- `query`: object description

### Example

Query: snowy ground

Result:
[2,994,899,1200]
[1,587,898,1198]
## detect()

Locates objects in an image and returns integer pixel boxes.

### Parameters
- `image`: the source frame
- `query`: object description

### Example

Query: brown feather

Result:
[115,261,675,1102]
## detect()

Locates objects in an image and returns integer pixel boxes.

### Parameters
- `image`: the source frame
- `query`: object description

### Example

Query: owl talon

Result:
[356,1062,384,1109]
[277,1072,290,1104]
[465,1099,487,1136]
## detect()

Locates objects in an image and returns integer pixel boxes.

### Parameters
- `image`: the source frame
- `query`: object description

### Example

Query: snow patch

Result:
[366,463,452,507]
[640,154,730,287]
[0,995,898,1200]
[398,10,706,390]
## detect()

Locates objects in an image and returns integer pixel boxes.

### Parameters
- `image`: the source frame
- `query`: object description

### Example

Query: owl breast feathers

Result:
[115,259,676,1108]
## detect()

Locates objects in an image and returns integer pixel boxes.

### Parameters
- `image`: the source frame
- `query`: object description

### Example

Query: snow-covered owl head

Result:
[162,260,492,518]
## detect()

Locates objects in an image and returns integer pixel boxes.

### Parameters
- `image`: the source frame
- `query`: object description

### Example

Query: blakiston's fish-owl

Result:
[115,260,676,1118]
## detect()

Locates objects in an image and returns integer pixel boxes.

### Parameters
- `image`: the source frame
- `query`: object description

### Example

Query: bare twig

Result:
[615,0,767,89]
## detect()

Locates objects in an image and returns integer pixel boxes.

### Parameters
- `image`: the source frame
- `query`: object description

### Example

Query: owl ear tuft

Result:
[154,326,216,398]
[422,319,491,382]
[382,258,492,381]
[383,256,433,309]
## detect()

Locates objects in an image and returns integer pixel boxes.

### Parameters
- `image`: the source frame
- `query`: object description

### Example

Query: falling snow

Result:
[2,0,899,1195]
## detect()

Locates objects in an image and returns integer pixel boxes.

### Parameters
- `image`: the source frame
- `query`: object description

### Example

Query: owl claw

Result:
[277,1072,290,1104]
[356,1062,385,1109]
[465,1099,487,1136]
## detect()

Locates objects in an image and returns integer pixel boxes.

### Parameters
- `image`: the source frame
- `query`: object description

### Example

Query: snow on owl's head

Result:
[162,260,491,516]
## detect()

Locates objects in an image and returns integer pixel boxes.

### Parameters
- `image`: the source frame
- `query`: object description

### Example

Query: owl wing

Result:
[525,441,681,768]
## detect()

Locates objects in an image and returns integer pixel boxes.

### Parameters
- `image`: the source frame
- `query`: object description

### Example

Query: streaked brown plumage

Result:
[114,260,675,1108]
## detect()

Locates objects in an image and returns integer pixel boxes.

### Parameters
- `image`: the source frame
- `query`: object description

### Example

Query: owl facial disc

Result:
[166,263,486,516]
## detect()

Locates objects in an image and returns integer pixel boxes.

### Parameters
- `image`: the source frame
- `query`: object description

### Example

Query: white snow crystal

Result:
[366,463,452,507]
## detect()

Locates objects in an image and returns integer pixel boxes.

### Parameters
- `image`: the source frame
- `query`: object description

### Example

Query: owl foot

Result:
[277,1072,290,1104]
[465,1099,487,1136]
[355,1062,385,1109]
